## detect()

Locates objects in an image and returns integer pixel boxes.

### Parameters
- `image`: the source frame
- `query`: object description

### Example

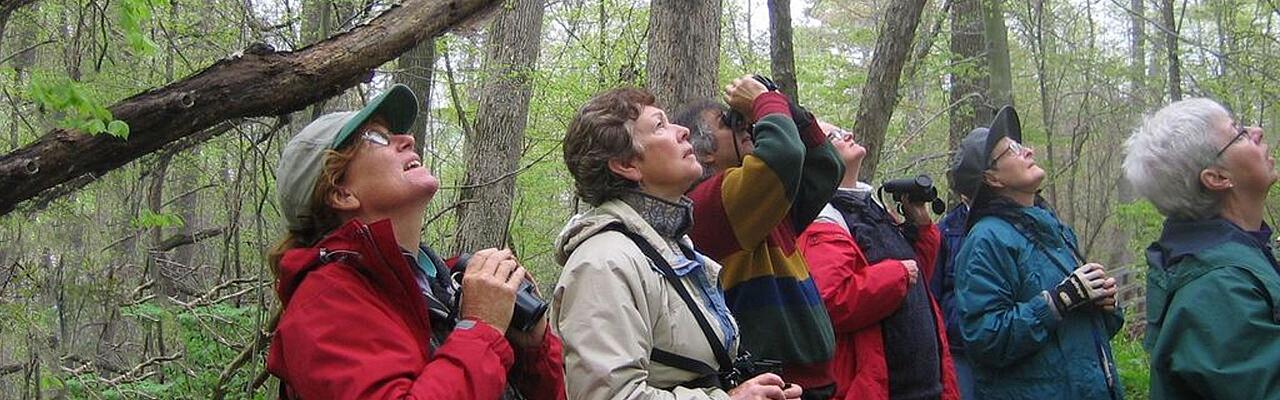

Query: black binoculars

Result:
[452,253,549,332]
[882,174,947,215]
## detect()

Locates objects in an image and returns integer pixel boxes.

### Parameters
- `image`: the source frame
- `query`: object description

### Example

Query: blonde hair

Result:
[267,141,363,277]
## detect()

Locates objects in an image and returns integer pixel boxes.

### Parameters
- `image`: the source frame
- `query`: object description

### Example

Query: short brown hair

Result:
[563,88,655,206]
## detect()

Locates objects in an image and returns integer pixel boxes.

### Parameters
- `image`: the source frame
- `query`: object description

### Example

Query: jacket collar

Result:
[1147,217,1277,270]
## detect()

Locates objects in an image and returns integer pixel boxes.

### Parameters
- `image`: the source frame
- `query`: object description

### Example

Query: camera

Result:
[720,350,783,389]
[451,253,549,332]
[881,174,947,215]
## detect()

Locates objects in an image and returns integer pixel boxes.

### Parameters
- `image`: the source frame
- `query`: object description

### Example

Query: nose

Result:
[1023,145,1035,158]
[394,133,415,151]
[675,124,691,142]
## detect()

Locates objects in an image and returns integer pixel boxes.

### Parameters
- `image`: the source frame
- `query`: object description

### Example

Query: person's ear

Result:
[1200,167,1234,192]
[983,170,1006,190]
[608,157,643,184]
[327,186,361,211]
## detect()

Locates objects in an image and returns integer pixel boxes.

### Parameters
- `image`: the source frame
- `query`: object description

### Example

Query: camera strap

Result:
[601,223,735,387]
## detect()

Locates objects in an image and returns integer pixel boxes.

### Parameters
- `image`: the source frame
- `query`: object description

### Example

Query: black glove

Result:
[788,102,816,137]
[1050,264,1110,314]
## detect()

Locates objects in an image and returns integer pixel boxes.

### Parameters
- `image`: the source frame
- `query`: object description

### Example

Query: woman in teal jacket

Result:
[949,106,1124,399]
[1124,98,1280,399]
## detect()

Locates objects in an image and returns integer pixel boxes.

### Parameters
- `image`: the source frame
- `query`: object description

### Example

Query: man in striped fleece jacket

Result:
[678,75,844,399]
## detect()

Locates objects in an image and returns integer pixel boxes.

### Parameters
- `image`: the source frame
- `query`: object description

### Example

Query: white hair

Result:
[1122,98,1229,220]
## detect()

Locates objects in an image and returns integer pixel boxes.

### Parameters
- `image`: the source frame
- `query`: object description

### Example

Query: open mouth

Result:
[404,160,422,171]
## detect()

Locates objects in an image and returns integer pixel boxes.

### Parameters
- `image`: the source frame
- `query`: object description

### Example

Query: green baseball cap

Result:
[276,84,419,231]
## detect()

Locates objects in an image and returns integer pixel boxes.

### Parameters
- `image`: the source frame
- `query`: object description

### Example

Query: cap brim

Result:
[984,105,1021,157]
[330,84,420,148]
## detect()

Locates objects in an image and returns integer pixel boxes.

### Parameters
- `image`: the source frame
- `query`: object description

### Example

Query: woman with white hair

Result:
[1123,97,1280,399]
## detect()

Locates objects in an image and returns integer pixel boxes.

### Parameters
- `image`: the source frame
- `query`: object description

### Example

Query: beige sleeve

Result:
[551,236,731,400]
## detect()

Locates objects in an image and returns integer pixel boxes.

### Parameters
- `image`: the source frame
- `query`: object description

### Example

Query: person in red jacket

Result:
[797,122,959,400]
[265,84,566,399]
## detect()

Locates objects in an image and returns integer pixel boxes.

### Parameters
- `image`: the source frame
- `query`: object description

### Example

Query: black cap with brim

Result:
[330,84,419,148]
[947,105,1022,201]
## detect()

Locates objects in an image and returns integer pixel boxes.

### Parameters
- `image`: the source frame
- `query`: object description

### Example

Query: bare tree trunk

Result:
[1160,0,1182,100]
[948,0,988,161]
[1129,0,1147,102]
[303,0,334,121]
[646,0,719,109]
[0,0,504,216]
[854,0,930,181]
[1027,0,1059,202]
[767,0,799,102]
[396,39,436,155]
[984,0,1013,108]
[452,0,545,254]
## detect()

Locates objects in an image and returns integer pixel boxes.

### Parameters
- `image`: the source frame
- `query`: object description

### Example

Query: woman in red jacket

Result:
[797,122,959,400]
[265,84,565,399]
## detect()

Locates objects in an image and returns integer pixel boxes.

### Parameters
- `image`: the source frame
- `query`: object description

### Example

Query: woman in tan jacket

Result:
[552,87,802,400]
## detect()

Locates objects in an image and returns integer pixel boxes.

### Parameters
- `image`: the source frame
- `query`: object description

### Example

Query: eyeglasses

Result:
[989,141,1027,168]
[1214,123,1260,159]
[826,128,854,142]
[359,129,393,147]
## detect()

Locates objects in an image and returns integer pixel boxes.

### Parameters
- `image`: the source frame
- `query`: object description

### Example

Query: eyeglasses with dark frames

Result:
[1214,123,1256,159]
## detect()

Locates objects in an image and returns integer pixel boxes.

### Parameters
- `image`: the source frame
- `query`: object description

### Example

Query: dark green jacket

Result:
[1145,218,1280,399]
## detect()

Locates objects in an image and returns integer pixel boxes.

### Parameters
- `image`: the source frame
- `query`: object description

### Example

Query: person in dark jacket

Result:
[949,106,1124,400]
[931,198,974,400]
[797,121,960,400]
[265,84,566,399]
[1123,97,1280,399]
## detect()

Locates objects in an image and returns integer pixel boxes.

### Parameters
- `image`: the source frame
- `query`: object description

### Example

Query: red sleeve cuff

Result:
[455,318,516,370]
[751,92,791,122]
[800,119,826,148]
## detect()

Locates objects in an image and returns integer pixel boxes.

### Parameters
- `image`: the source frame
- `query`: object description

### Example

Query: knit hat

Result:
[275,84,418,231]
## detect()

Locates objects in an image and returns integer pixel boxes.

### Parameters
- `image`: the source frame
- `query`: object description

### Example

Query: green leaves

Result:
[29,75,131,138]
[131,209,185,229]
[117,0,163,55]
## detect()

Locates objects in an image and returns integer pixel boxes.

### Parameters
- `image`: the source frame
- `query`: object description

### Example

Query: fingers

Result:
[782,383,803,399]
[746,373,784,386]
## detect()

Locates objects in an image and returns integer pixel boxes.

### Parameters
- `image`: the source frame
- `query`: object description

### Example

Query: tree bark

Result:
[948,0,988,160]
[1160,0,1182,100]
[854,0,930,181]
[396,39,436,155]
[984,0,1013,108]
[0,0,504,216]
[767,0,799,102]
[646,0,719,109]
[1128,0,1146,100]
[452,0,544,254]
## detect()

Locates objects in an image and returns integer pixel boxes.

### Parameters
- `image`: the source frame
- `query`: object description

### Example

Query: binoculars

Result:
[882,174,947,215]
[451,253,549,332]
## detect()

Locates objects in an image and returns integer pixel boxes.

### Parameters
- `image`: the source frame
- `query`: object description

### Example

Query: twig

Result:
[105,353,182,385]
[440,146,558,190]
[211,310,279,400]
[0,39,55,66]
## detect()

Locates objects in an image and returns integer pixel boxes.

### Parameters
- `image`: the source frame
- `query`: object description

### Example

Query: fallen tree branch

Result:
[150,227,225,252]
[0,0,504,215]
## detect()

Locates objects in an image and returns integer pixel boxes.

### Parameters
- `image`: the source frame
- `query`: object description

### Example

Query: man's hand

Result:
[724,75,768,121]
